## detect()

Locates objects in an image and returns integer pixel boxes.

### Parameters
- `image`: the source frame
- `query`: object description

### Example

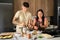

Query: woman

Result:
[33,9,48,31]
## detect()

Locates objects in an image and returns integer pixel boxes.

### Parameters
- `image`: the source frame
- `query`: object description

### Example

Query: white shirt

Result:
[14,10,32,33]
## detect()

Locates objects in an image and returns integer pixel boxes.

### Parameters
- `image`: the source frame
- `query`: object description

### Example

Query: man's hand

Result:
[34,26,38,30]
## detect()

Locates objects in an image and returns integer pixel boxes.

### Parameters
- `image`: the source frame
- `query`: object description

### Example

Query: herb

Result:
[38,36,43,38]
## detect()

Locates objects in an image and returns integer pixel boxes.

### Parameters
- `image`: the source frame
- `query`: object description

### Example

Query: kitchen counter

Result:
[0,37,60,40]
[0,32,60,40]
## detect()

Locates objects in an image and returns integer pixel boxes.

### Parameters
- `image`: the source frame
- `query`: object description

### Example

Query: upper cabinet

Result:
[14,0,54,16]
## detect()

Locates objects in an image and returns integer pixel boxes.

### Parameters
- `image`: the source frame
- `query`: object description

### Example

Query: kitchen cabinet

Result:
[14,0,54,16]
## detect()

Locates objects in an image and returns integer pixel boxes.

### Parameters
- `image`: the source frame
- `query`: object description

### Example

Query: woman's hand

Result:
[40,24,43,27]
[34,26,38,30]
[40,24,45,28]
[40,24,47,28]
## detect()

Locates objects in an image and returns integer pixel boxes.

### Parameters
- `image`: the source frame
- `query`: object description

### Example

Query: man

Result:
[12,2,32,33]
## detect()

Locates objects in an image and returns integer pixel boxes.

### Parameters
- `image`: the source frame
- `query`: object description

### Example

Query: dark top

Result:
[34,17,45,31]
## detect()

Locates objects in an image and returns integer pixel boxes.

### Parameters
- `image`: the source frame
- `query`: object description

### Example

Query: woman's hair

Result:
[23,2,29,8]
[36,9,45,25]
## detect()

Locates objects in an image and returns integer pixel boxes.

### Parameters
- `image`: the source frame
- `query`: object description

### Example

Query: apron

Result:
[16,11,29,33]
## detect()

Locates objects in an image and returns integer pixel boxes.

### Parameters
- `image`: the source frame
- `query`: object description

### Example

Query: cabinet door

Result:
[47,0,54,16]
[41,0,54,16]
[28,0,35,15]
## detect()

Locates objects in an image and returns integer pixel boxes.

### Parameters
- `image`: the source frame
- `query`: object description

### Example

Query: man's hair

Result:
[23,2,29,8]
